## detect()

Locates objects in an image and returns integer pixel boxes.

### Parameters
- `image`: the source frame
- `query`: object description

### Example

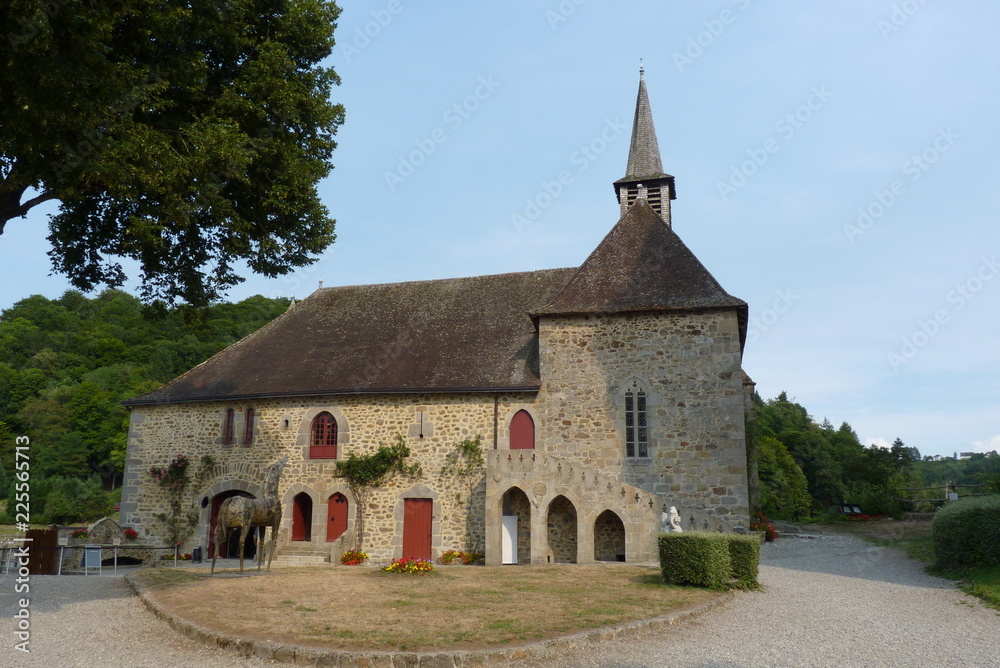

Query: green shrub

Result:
[728,534,763,589]
[933,495,1000,569]
[658,532,731,588]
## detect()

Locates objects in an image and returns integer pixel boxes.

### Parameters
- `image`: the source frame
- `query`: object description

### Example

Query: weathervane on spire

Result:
[639,58,644,78]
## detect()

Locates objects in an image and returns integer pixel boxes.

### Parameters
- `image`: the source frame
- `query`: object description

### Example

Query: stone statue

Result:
[660,506,683,533]
[211,456,288,574]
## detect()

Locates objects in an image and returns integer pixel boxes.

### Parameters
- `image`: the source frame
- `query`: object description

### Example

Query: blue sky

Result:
[2,0,998,458]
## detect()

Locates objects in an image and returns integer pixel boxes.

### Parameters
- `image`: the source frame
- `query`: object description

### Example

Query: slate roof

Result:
[613,71,674,185]
[536,200,747,336]
[125,268,577,405]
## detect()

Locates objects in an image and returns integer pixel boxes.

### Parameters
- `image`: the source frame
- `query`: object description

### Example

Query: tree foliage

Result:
[1,0,345,304]
[0,288,288,523]
[752,392,918,518]
[336,435,422,552]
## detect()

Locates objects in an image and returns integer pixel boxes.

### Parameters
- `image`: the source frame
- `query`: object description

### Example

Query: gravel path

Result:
[516,533,1000,667]
[0,534,997,667]
[0,569,277,667]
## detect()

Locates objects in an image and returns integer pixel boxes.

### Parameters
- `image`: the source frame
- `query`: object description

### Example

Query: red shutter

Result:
[510,410,535,449]
[402,498,432,559]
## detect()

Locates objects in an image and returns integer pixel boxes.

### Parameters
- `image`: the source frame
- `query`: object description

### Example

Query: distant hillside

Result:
[0,289,288,522]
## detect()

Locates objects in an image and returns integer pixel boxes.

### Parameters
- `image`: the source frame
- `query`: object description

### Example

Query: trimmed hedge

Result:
[932,495,1000,569]
[728,534,762,589]
[658,532,762,589]
[659,532,730,587]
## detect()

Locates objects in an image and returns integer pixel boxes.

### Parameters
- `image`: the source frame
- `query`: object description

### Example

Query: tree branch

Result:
[0,186,57,236]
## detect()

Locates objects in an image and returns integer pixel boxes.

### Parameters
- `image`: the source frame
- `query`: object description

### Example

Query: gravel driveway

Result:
[516,532,1000,667]
[1,532,997,667]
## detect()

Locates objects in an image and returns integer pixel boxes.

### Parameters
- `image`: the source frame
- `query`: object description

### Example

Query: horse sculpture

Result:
[211,456,289,574]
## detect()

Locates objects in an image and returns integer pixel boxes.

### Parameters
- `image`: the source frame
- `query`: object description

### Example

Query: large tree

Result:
[1,0,344,304]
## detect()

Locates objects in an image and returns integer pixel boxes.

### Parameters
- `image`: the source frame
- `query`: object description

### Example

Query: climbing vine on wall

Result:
[440,435,486,552]
[336,435,422,552]
[148,453,214,547]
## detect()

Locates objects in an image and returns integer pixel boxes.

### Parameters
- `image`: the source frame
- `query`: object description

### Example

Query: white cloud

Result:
[865,437,891,450]
[970,435,1000,454]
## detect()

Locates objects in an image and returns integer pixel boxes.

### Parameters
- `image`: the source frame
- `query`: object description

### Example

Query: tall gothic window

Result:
[244,408,255,445]
[625,387,648,458]
[223,408,235,446]
[310,412,338,459]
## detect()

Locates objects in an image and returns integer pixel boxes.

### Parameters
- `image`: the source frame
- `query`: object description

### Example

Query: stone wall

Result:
[536,309,750,527]
[123,393,526,561]
[123,307,751,563]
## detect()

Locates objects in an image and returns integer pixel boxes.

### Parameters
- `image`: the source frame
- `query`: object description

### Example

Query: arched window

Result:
[510,410,535,450]
[310,412,338,459]
[223,408,235,446]
[625,388,647,458]
[244,408,255,445]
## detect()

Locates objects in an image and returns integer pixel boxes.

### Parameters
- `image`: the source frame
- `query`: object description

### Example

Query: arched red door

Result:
[510,410,535,449]
[292,492,313,541]
[327,493,349,542]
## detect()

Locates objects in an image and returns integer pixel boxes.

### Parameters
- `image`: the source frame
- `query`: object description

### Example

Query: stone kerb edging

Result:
[124,571,733,666]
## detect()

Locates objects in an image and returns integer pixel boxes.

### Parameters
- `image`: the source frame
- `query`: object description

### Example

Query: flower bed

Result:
[438,550,484,565]
[381,557,434,574]
[340,550,368,565]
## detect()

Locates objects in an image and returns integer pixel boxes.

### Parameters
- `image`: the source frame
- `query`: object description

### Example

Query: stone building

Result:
[121,68,753,566]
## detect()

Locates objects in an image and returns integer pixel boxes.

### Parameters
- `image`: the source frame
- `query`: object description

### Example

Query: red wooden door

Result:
[292,492,313,541]
[327,493,349,542]
[510,410,535,449]
[402,498,432,559]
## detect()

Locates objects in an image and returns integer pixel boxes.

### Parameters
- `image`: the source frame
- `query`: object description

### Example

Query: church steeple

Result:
[614,62,676,227]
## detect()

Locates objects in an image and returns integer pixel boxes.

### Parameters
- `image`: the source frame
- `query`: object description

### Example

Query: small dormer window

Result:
[625,388,648,458]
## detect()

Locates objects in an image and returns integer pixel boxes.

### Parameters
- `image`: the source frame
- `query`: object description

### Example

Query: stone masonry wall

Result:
[536,309,750,527]
[123,392,528,562]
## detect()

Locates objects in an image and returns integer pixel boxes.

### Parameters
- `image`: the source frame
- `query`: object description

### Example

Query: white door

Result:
[501,515,518,564]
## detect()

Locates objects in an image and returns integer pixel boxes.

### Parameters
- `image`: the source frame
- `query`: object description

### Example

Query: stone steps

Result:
[271,544,331,566]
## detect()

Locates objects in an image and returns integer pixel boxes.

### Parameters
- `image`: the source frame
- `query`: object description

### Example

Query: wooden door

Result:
[292,492,313,541]
[510,410,535,449]
[402,498,432,560]
[327,493,348,542]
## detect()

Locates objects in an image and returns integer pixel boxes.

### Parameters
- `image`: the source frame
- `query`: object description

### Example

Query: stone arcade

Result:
[121,68,754,566]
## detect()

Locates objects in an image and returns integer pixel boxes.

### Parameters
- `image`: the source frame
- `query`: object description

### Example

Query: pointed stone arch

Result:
[281,483,322,545]
[499,486,532,565]
[546,495,578,563]
[593,509,626,562]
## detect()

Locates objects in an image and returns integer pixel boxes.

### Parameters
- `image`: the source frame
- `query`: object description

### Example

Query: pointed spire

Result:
[614,63,676,226]
[624,60,664,181]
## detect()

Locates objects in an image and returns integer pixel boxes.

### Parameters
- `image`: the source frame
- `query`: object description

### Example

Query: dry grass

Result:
[135,564,718,651]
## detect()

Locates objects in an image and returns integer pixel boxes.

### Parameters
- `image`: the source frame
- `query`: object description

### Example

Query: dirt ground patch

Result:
[135,564,718,652]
